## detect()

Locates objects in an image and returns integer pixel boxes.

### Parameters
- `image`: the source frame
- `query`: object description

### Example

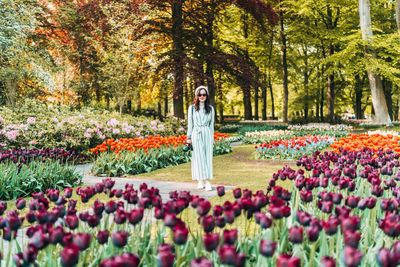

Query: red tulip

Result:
[203,232,219,252]
[201,215,215,233]
[218,244,237,265]
[343,246,363,267]
[111,231,129,248]
[73,233,91,251]
[288,226,303,244]
[259,240,276,257]
[100,252,140,267]
[97,230,109,245]
[173,225,188,245]
[60,244,80,267]
[190,257,213,267]
[321,256,336,267]
[157,243,175,267]
[223,229,238,245]
[216,186,225,197]
[277,254,301,267]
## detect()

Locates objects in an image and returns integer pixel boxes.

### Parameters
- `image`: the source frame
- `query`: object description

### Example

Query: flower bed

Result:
[0,100,185,152]
[91,134,232,176]
[242,130,294,144]
[331,133,400,153]
[2,145,400,266]
[0,148,88,164]
[255,136,335,160]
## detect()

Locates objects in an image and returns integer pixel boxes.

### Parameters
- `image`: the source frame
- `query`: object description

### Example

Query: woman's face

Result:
[198,89,207,103]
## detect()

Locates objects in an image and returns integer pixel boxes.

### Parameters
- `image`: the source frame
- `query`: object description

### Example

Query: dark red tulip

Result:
[277,254,301,267]
[93,200,104,216]
[103,178,115,190]
[296,211,312,226]
[16,198,26,210]
[376,248,391,267]
[343,246,363,267]
[64,188,73,198]
[22,244,38,264]
[203,232,219,252]
[344,231,361,248]
[236,252,246,267]
[105,201,117,214]
[164,213,177,228]
[157,243,175,267]
[114,209,127,224]
[288,226,303,244]
[379,213,400,238]
[218,244,237,265]
[49,226,64,244]
[47,189,60,202]
[87,214,100,228]
[129,208,144,225]
[216,186,225,197]
[224,210,235,224]
[99,252,140,267]
[321,256,336,267]
[341,216,360,232]
[111,231,129,248]
[173,224,188,245]
[300,190,313,203]
[190,257,213,267]
[318,201,333,214]
[97,230,109,245]
[65,215,79,230]
[259,240,276,257]
[201,215,215,233]
[307,225,320,242]
[233,188,242,199]
[60,244,80,267]
[323,217,339,235]
[197,200,211,216]
[345,196,360,209]
[73,233,91,251]
[213,205,223,216]
[215,216,226,228]
[223,229,238,245]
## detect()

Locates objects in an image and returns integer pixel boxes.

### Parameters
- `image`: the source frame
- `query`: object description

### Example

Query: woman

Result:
[186,86,215,191]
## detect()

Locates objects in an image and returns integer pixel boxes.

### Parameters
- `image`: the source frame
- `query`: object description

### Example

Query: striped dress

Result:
[186,103,214,180]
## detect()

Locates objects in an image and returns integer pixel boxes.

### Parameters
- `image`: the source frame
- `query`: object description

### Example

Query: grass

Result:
[130,144,295,191]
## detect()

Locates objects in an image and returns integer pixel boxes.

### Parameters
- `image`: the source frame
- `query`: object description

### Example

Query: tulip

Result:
[22,244,38,264]
[218,244,237,265]
[201,215,215,233]
[173,224,188,245]
[64,188,73,198]
[60,244,80,267]
[114,209,127,224]
[277,254,301,267]
[103,178,115,189]
[164,213,177,228]
[379,213,400,238]
[49,226,64,244]
[100,253,140,267]
[307,226,320,242]
[321,256,336,267]
[296,211,312,226]
[111,231,129,248]
[129,208,144,225]
[344,231,361,248]
[236,252,246,267]
[289,226,303,244]
[323,217,339,235]
[215,216,226,228]
[87,214,101,228]
[345,196,360,209]
[93,200,104,216]
[213,205,223,216]
[259,240,277,257]
[300,190,313,203]
[342,246,363,267]
[65,215,79,230]
[157,243,175,267]
[233,188,242,199]
[203,232,219,252]
[223,229,238,245]
[376,248,391,267]
[71,232,91,252]
[16,198,26,210]
[341,216,360,232]
[216,186,225,197]
[197,200,211,216]
[190,257,213,267]
[97,230,109,245]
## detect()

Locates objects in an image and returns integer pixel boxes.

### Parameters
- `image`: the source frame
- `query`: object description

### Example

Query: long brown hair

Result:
[193,87,211,113]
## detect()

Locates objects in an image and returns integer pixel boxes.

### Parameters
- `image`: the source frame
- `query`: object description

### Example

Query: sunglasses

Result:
[198,94,207,97]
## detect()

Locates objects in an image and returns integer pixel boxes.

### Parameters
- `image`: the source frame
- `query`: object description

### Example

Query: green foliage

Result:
[92,141,232,177]
[238,124,288,136]
[0,160,81,200]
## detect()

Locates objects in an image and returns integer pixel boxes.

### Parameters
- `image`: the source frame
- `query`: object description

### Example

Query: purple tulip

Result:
[201,215,215,233]
[277,254,301,267]
[49,226,64,244]
[114,209,127,224]
[16,198,26,210]
[376,247,392,267]
[93,200,104,216]
[190,257,213,267]
[216,186,225,197]
[218,244,237,265]
[344,231,361,248]
[203,232,219,252]
[65,215,79,230]
[307,225,320,242]
[223,229,238,245]
[173,225,188,245]
[289,226,303,244]
[129,208,144,225]
[379,213,400,238]
[321,256,336,267]
[73,233,91,251]
[157,243,175,267]
[197,200,211,216]
[60,244,80,267]
[111,231,129,248]
[233,188,242,199]
[259,240,277,257]
[300,190,313,203]
[64,188,73,198]
[99,253,140,267]
[343,246,363,267]
[97,230,109,245]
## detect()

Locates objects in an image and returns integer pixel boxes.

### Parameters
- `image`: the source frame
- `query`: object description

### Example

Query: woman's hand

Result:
[186,138,192,144]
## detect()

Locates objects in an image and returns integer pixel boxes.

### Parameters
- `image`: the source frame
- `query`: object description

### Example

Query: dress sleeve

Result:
[210,105,215,142]
[187,105,193,138]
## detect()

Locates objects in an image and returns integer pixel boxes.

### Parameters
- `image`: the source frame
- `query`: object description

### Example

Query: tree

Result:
[359,0,391,125]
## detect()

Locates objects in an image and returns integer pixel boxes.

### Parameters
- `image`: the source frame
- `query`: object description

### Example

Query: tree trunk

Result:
[303,47,309,121]
[241,79,253,120]
[383,79,393,120]
[359,0,391,125]
[254,81,259,121]
[355,74,363,119]
[172,0,185,119]
[261,74,267,120]
[205,5,216,107]
[279,4,289,123]
[268,74,275,119]
[396,0,400,30]
[217,72,224,123]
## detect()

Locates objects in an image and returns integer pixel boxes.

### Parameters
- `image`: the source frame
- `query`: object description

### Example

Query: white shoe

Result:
[205,181,212,191]
[197,180,205,189]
